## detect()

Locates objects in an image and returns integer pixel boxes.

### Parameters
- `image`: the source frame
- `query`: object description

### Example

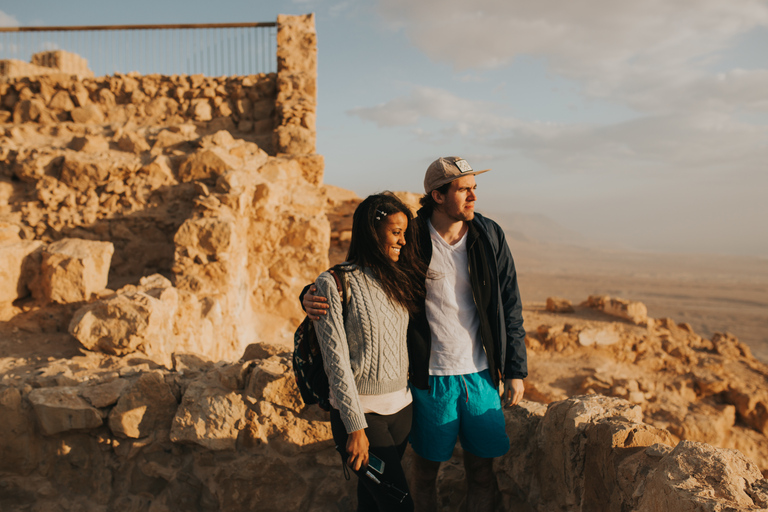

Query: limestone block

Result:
[48,90,75,111]
[178,148,237,182]
[80,378,131,408]
[546,296,574,313]
[0,221,21,242]
[108,372,178,439]
[170,380,247,450]
[69,289,176,357]
[39,238,114,304]
[31,50,93,77]
[69,134,110,153]
[27,386,103,435]
[535,395,643,511]
[138,155,176,189]
[586,295,648,325]
[0,240,43,303]
[581,417,675,512]
[578,325,621,346]
[70,103,104,124]
[190,99,212,121]
[244,357,302,411]
[0,387,40,474]
[13,98,49,123]
[145,96,179,118]
[637,440,768,511]
[71,82,90,107]
[275,124,315,155]
[117,131,151,154]
[59,153,112,191]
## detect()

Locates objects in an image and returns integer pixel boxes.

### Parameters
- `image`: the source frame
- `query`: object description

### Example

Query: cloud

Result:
[348,85,521,135]
[0,10,19,27]
[376,0,768,112]
[349,85,768,177]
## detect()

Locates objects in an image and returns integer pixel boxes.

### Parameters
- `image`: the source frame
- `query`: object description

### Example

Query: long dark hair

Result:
[346,193,427,314]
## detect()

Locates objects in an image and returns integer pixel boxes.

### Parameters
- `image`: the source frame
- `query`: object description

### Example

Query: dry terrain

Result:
[508,235,768,362]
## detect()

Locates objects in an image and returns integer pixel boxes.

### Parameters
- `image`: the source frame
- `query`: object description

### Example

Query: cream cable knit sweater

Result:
[313,265,409,433]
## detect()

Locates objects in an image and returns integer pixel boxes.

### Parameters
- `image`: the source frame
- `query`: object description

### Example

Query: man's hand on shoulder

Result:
[503,378,524,407]
[303,284,329,321]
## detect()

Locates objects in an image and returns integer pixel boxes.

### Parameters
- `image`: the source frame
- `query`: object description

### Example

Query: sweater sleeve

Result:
[312,271,367,433]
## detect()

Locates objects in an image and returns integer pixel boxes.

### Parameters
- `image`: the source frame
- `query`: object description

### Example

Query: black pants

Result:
[330,404,414,512]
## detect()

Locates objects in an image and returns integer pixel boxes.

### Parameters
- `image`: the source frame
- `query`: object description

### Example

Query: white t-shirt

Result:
[425,220,489,376]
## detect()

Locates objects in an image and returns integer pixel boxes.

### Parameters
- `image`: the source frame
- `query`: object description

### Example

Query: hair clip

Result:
[375,209,388,221]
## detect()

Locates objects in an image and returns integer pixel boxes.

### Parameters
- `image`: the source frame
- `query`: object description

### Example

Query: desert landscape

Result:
[1,14,767,512]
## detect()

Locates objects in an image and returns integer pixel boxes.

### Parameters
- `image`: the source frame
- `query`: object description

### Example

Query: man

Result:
[304,156,527,511]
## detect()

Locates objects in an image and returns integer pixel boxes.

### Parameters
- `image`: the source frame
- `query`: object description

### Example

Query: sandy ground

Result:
[511,237,768,362]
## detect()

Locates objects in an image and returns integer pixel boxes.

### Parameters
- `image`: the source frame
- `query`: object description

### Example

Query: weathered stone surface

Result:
[27,386,103,435]
[69,289,175,357]
[579,325,621,346]
[536,395,643,511]
[0,240,43,303]
[70,103,104,124]
[0,387,40,474]
[546,296,574,313]
[38,238,114,304]
[586,295,649,324]
[79,378,131,408]
[177,148,237,182]
[170,379,246,450]
[69,134,110,153]
[117,131,151,154]
[108,372,177,439]
[637,440,767,511]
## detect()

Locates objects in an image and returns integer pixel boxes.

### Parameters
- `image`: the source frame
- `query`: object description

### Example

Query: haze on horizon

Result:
[2,0,767,258]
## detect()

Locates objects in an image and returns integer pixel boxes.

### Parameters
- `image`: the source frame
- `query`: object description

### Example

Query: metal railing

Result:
[0,22,277,77]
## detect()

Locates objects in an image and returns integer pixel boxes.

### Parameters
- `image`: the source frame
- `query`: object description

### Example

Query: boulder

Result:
[546,296,574,313]
[177,148,237,182]
[637,440,768,511]
[0,240,43,303]
[170,379,247,450]
[69,135,110,153]
[48,90,75,112]
[38,238,114,304]
[27,387,103,435]
[117,131,151,154]
[586,295,648,325]
[70,104,104,124]
[69,288,176,358]
[108,372,178,439]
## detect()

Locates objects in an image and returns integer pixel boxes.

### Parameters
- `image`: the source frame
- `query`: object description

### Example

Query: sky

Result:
[2,0,768,257]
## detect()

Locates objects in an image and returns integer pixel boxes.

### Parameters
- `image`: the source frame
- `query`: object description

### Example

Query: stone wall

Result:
[1,351,766,511]
[0,14,326,362]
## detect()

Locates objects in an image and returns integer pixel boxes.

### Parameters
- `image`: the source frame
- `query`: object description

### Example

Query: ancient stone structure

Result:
[0,14,326,362]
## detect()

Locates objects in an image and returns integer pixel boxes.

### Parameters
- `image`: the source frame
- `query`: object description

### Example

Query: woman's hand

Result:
[346,429,369,471]
[303,284,329,321]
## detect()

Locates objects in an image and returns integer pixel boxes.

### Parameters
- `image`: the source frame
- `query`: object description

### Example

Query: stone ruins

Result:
[1,13,767,512]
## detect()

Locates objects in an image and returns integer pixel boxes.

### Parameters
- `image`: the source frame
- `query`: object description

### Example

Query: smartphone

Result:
[367,453,385,475]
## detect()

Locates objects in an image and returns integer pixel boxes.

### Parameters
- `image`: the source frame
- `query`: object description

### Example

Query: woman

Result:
[312,193,426,512]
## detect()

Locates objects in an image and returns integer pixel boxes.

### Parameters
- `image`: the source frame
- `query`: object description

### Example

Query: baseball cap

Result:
[423,156,490,193]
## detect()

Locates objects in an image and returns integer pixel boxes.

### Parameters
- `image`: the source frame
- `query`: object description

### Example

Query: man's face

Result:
[435,175,478,222]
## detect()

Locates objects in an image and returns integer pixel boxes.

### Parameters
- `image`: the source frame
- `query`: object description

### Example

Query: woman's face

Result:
[377,211,408,262]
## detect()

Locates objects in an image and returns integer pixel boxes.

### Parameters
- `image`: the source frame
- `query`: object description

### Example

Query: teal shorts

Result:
[409,369,509,461]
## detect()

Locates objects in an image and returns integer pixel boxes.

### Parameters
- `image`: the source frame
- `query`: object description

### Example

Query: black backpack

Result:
[292,267,348,411]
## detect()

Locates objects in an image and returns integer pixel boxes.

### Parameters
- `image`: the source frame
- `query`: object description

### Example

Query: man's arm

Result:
[490,221,527,382]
